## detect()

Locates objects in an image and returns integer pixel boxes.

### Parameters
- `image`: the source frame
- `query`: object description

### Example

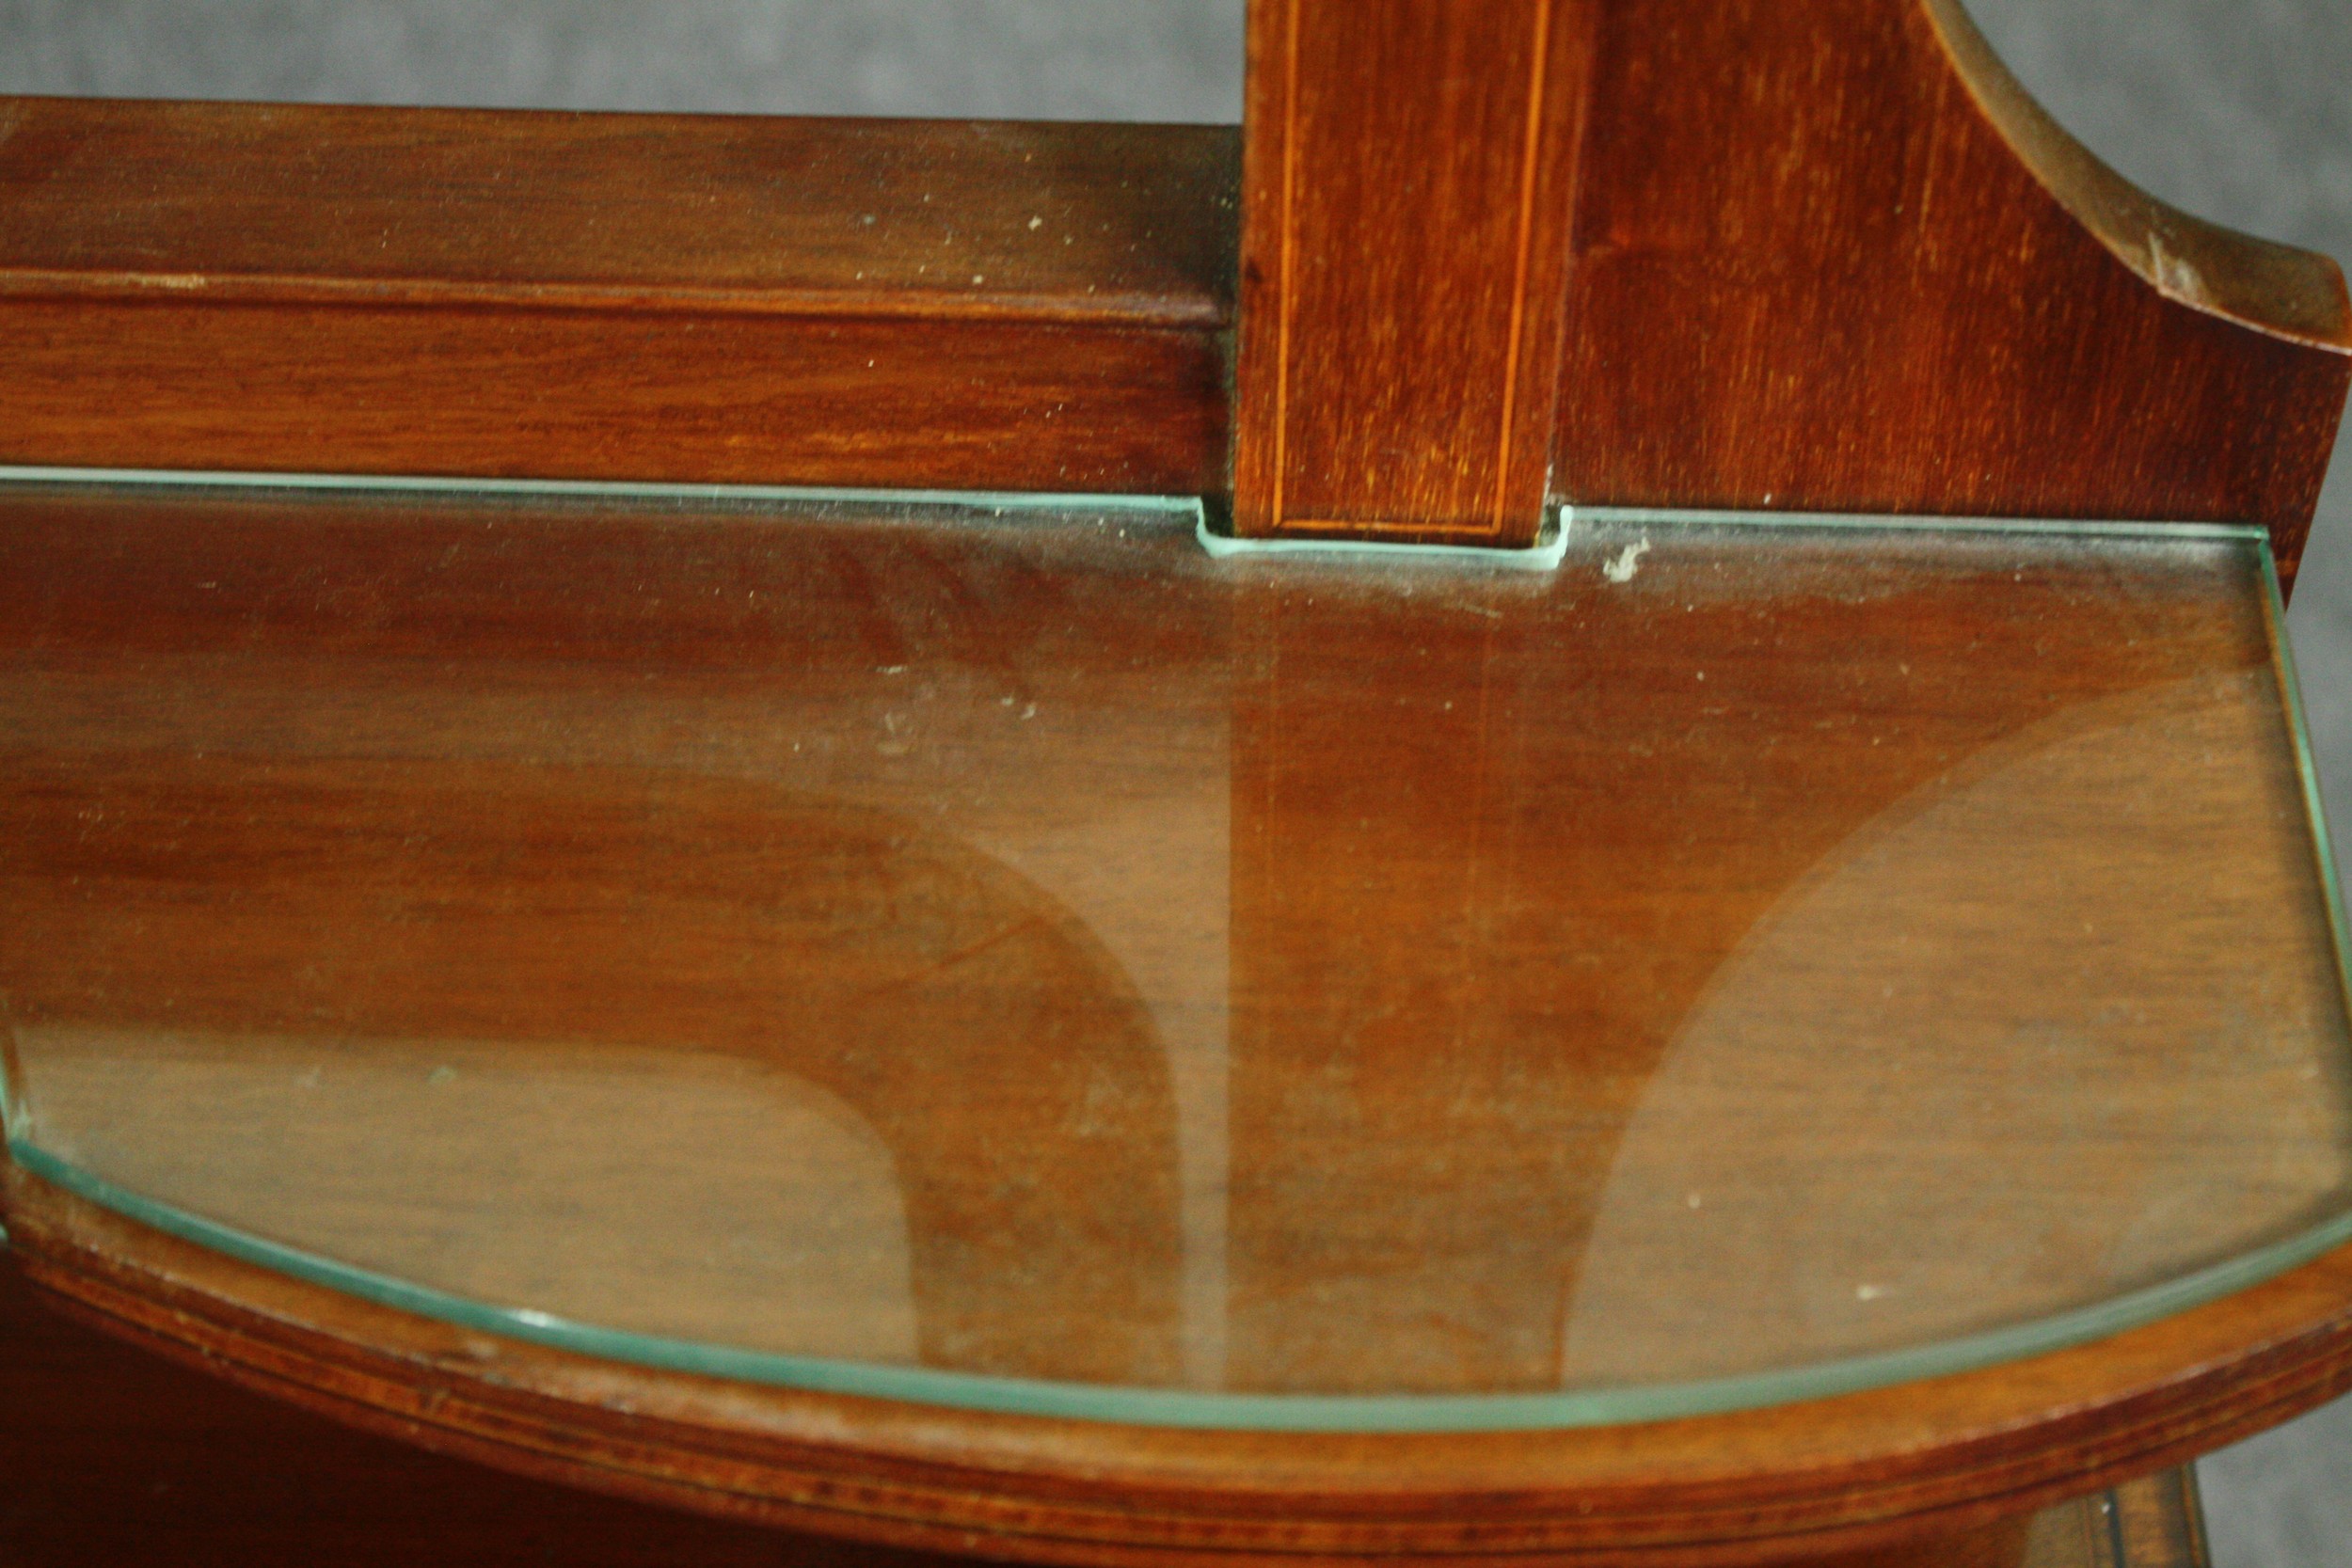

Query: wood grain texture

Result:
[0,1173,2284,1567]
[0,1254,2206,1568]
[1549,0,2352,588]
[1232,0,1588,546]
[0,98,1237,492]
[1218,542,2345,1405]
[0,1250,954,1568]
[0,483,2324,1566]
[8,2,2347,570]
[0,8,2344,1559]
[1224,0,2346,579]
[2,488,2338,1405]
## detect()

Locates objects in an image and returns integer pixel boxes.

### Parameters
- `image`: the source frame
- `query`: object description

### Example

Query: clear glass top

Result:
[2,472,2347,1431]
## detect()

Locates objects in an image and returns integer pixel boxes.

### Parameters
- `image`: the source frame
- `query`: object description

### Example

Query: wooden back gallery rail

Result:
[2,0,2344,573]
[2,6,2350,1568]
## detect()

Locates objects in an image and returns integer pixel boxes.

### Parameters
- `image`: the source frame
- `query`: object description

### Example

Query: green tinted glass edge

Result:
[1565,501,2269,543]
[2,474,2342,1434]
[0,464,1210,521]
[2258,540,2352,1053]
[16,1134,2352,1433]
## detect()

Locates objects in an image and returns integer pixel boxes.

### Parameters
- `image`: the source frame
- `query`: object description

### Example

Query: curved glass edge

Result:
[2258,543,2352,1044]
[0,478,2341,1431]
[15,1135,2352,1433]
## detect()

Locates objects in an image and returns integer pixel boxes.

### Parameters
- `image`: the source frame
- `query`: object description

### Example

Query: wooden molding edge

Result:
[8,1156,2352,1565]
[1923,0,2352,355]
[0,97,1237,496]
[1549,0,2350,590]
[0,1248,2213,1565]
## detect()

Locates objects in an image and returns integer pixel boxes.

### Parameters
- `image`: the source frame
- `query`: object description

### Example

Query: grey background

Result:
[1,2,2346,1562]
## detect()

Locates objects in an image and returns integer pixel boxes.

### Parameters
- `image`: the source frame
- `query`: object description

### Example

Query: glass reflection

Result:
[0,485,2345,1413]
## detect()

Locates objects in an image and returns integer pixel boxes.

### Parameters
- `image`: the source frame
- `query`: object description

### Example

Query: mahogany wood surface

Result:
[0,1255,2208,1568]
[0,99,1237,493]
[6,3,2346,577]
[2,488,2341,1403]
[1230,0,1585,546]
[1547,0,2352,589]
[0,483,2336,1565]
[0,1171,2281,1568]
[1225,0,2349,578]
[1232,1,2352,571]
[1,4,2349,1562]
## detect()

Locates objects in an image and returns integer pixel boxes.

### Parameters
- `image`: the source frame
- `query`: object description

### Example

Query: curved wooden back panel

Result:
[1233,0,2351,586]
[1551,0,2351,586]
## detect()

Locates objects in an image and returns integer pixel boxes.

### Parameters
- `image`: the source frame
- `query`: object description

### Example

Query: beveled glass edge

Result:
[0,479,2344,1431]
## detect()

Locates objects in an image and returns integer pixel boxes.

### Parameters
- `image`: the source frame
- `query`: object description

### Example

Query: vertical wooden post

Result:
[1232,0,1591,546]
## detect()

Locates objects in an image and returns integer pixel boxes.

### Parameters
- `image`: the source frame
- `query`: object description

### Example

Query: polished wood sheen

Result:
[0,1257,2210,1568]
[6,3,2344,576]
[0,482,2342,1564]
[1231,0,1585,545]
[0,98,1237,493]
[1549,0,2352,589]
[1226,0,2349,578]
[4,3,2351,1562]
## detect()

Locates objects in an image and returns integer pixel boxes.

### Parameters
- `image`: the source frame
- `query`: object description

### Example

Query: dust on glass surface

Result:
[1,481,2346,1426]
